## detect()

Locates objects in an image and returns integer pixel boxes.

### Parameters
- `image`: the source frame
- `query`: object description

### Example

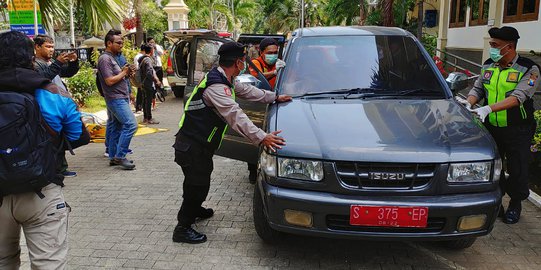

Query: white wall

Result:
[502,21,541,52]
[447,25,486,49]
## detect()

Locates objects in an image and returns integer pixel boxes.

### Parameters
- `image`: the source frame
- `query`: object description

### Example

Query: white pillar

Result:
[482,0,503,61]
[436,0,449,58]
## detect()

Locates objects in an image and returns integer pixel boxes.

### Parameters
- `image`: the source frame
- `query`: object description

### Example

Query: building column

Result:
[483,0,504,60]
[436,0,449,58]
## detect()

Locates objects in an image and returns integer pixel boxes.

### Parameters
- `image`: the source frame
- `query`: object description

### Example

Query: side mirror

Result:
[446,72,469,93]
[235,74,262,88]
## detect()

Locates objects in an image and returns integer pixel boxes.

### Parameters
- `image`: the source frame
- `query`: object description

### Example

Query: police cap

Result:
[488,26,520,41]
[218,41,246,60]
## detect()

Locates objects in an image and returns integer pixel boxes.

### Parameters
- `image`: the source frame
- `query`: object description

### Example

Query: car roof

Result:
[238,34,286,42]
[292,26,411,38]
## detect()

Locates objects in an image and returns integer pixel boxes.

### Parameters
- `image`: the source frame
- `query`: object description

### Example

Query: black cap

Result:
[259,38,278,52]
[218,41,246,60]
[488,26,520,41]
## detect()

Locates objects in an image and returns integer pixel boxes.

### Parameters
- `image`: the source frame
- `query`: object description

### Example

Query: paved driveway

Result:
[20,95,541,270]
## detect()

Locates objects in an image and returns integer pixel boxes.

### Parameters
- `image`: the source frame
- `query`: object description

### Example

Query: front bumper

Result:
[259,180,501,241]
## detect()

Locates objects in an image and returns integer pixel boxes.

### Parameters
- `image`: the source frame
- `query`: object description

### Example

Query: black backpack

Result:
[0,91,58,198]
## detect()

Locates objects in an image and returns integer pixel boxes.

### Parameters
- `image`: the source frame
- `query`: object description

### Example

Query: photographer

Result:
[97,29,137,170]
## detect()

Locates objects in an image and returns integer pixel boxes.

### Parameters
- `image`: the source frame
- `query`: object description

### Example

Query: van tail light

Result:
[166,56,174,75]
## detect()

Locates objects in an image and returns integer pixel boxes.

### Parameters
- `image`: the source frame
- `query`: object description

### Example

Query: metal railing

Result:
[434,47,481,77]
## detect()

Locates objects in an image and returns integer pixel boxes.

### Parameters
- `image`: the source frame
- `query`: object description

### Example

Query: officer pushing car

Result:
[172,41,292,244]
[468,26,540,224]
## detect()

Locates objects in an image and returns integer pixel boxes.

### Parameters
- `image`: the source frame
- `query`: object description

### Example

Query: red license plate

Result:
[350,205,428,228]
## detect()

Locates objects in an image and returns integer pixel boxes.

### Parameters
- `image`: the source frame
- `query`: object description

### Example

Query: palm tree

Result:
[135,0,143,46]
[38,0,126,35]
[325,0,361,26]
[382,0,394,26]
[185,0,232,30]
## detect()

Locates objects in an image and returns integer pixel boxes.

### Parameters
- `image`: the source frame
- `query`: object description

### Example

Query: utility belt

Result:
[174,131,215,156]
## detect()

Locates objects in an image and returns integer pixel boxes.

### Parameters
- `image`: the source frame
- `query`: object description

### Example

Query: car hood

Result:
[274,98,497,163]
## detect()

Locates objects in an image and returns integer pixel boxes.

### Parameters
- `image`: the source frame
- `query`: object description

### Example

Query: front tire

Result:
[443,237,477,249]
[253,180,282,244]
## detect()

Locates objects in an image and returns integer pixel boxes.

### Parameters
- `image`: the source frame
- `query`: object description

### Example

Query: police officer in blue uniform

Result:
[468,26,540,224]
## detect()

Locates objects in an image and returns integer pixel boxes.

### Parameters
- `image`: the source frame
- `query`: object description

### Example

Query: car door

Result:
[183,36,225,101]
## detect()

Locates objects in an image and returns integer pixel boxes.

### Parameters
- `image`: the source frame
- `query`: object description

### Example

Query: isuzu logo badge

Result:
[369,172,405,180]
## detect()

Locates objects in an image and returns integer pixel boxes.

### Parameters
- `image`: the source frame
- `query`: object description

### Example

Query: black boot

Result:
[196,207,214,220]
[503,201,522,224]
[172,224,207,244]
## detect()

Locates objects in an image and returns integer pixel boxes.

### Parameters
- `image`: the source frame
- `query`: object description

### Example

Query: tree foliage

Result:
[141,0,168,44]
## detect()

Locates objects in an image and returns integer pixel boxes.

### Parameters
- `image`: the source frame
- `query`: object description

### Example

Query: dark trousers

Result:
[142,86,154,120]
[487,123,536,202]
[174,135,214,226]
[135,88,143,112]
[154,67,164,89]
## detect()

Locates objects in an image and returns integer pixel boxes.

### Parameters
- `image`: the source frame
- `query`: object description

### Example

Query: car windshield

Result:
[279,35,446,97]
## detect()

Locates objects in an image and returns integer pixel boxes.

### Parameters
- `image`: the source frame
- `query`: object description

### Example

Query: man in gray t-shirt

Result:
[97,29,137,170]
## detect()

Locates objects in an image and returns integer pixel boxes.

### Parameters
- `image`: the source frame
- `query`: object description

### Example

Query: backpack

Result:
[131,55,149,88]
[0,91,58,198]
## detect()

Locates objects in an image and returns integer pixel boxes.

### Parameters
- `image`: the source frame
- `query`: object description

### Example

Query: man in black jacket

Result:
[0,31,89,270]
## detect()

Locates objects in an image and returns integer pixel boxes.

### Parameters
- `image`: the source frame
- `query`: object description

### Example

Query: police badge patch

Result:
[529,72,538,86]
[506,72,520,83]
[224,87,232,96]
[482,70,493,84]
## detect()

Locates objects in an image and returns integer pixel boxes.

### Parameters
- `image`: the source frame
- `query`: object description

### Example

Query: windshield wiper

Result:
[298,88,381,98]
[396,88,442,96]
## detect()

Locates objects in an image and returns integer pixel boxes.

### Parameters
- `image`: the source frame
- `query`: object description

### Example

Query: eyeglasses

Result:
[114,41,124,45]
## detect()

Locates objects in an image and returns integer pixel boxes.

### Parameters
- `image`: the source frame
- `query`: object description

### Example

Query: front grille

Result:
[327,215,445,233]
[335,162,437,189]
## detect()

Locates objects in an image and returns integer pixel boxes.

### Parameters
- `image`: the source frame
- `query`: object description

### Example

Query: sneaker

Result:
[172,225,207,244]
[127,149,133,155]
[62,171,77,177]
[103,152,109,157]
[146,119,160,125]
[109,158,136,170]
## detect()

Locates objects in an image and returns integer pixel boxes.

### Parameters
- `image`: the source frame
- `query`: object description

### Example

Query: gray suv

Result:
[218,26,502,249]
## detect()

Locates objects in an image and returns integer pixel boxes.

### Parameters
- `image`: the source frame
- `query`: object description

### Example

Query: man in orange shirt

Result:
[249,38,285,89]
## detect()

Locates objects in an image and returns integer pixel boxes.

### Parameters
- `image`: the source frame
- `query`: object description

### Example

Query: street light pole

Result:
[33,0,38,36]
[70,0,75,46]
[301,0,304,28]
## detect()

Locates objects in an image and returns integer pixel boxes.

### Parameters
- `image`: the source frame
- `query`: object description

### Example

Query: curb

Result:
[528,189,541,209]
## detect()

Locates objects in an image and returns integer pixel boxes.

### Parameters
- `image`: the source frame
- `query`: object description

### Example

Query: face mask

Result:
[238,60,247,75]
[265,54,278,65]
[489,44,510,62]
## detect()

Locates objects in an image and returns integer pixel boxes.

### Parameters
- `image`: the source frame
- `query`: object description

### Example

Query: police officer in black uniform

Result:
[468,26,540,224]
[172,42,292,243]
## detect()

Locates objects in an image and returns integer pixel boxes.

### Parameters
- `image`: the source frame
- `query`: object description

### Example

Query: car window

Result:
[279,36,445,97]
[193,39,223,85]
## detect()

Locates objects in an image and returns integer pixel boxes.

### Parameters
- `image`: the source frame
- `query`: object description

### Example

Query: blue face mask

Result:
[489,44,510,62]
[265,54,278,65]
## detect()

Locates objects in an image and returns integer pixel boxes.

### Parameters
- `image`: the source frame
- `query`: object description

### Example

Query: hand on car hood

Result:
[274,99,497,163]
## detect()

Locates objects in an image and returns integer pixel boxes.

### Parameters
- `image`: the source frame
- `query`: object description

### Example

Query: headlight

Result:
[260,150,277,177]
[278,158,324,181]
[447,161,492,183]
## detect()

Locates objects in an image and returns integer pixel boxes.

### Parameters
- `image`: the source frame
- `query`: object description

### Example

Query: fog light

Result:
[457,215,487,232]
[284,209,313,228]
